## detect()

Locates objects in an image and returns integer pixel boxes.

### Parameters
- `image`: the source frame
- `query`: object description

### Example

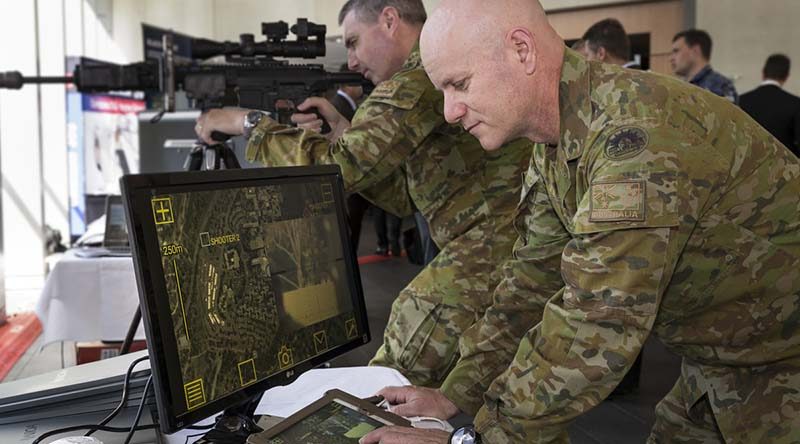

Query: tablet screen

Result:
[265,399,390,443]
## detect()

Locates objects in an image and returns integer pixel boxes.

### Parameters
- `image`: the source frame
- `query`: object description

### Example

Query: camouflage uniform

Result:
[246,44,531,386]
[443,48,800,443]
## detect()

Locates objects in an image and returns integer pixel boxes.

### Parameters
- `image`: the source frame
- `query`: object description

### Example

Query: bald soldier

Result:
[361,0,800,443]
[196,0,530,388]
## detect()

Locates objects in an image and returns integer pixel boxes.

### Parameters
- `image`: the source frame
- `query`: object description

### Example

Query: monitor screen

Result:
[121,166,369,433]
[103,195,129,247]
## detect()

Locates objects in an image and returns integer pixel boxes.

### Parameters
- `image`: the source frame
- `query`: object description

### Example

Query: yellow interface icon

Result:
[313,330,328,353]
[345,318,358,339]
[152,197,175,225]
[321,183,334,203]
[238,359,257,387]
[278,345,294,369]
[184,378,206,410]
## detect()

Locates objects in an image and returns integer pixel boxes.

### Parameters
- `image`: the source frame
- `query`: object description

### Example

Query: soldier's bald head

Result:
[420,0,564,148]
[422,0,547,64]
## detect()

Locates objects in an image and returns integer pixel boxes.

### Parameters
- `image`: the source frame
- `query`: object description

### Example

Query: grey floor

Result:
[5,215,682,443]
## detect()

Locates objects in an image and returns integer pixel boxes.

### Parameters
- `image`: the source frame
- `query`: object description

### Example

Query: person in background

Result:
[580,18,640,69]
[671,29,738,103]
[740,54,800,157]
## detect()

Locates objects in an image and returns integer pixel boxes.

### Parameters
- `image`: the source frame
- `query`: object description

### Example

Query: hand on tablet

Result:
[376,386,460,420]
[359,426,450,444]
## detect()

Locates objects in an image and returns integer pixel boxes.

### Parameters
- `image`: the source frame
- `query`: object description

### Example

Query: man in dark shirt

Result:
[671,29,738,103]
[740,54,800,157]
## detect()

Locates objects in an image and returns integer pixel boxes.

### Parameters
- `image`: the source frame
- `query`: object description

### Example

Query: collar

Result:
[402,41,422,71]
[557,47,593,161]
[689,64,713,84]
[760,79,783,88]
[336,89,357,111]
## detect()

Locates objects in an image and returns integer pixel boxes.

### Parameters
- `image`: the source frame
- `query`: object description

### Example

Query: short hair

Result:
[673,29,712,60]
[763,54,791,81]
[338,0,427,26]
[571,39,586,51]
[581,18,631,61]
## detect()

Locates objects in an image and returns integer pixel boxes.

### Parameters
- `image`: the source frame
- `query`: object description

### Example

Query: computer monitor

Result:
[121,165,369,436]
[102,195,129,249]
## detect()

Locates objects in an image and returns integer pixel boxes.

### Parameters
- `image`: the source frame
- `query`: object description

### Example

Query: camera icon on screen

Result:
[278,345,294,369]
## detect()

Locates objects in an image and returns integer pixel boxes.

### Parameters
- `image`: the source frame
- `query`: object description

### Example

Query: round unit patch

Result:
[605,126,649,160]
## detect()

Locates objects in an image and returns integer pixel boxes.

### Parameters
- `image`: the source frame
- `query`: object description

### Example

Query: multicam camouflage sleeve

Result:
[245,74,442,217]
[439,165,570,416]
[474,132,687,443]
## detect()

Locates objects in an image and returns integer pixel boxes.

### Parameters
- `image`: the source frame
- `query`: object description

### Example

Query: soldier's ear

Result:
[597,46,607,62]
[507,28,537,75]
[379,6,400,33]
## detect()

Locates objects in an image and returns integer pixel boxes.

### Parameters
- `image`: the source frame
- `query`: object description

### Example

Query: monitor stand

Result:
[195,394,264,444]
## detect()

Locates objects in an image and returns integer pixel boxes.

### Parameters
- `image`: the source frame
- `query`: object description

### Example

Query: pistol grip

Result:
[308,107,332,134]
[210,130,232,142]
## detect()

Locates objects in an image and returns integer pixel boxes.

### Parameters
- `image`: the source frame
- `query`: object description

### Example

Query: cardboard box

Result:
[75,341,147,365]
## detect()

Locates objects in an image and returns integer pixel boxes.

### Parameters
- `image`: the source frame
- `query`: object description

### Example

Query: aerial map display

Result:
[149,178,360,414]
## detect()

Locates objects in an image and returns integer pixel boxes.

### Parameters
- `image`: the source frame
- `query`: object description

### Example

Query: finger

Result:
[201,128,215,145]
[297,120,324,132]
[299,97,340,123]
[297,97,326,112]
[388,400,426,417]
[359,426,389,444]
[290,112,320,125]
[376,386,415,404]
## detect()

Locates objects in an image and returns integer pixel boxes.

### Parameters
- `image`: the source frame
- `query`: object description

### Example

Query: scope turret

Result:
[191,18,326,60]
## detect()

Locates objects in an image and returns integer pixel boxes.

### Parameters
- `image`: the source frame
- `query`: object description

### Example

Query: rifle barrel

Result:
[0,71,71,89]
[28,76,72,84]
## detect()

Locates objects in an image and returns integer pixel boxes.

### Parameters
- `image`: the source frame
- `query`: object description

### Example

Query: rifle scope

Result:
[191,18,327,60]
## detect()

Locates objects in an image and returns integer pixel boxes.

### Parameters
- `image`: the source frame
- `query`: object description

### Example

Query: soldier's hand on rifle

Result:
[293,97,350,141]
[195,108,249,145]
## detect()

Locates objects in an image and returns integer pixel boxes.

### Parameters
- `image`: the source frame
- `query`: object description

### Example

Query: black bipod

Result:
[184,142,242,171]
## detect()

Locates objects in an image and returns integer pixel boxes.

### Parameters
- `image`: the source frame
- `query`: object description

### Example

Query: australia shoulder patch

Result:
[605,126,648,160]
[589,180,645,222]
[370,80,402,100]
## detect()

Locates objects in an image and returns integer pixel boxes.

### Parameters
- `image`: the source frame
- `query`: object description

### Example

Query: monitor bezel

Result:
[121,165,370,434]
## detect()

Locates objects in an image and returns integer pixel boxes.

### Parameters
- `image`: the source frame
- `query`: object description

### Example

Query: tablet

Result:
[248,389,410,444]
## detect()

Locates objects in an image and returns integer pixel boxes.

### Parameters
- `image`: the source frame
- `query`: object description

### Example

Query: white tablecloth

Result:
[35,250,145,345]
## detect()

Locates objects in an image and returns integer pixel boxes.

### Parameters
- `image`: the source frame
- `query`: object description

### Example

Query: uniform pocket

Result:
[383,295,462,384]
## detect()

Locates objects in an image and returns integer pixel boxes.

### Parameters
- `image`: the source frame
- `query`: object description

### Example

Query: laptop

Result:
[75,195,132,257]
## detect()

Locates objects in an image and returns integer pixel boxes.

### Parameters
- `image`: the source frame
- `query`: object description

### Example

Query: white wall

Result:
[541,0,640,11]
[696,0,800,95]
[0,0,132,306]
[40,0,70,258]
[0,0,46,296]
[113,0,215,63]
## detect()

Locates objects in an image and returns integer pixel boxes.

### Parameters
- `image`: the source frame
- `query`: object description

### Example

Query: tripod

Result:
[119,141,240,355]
